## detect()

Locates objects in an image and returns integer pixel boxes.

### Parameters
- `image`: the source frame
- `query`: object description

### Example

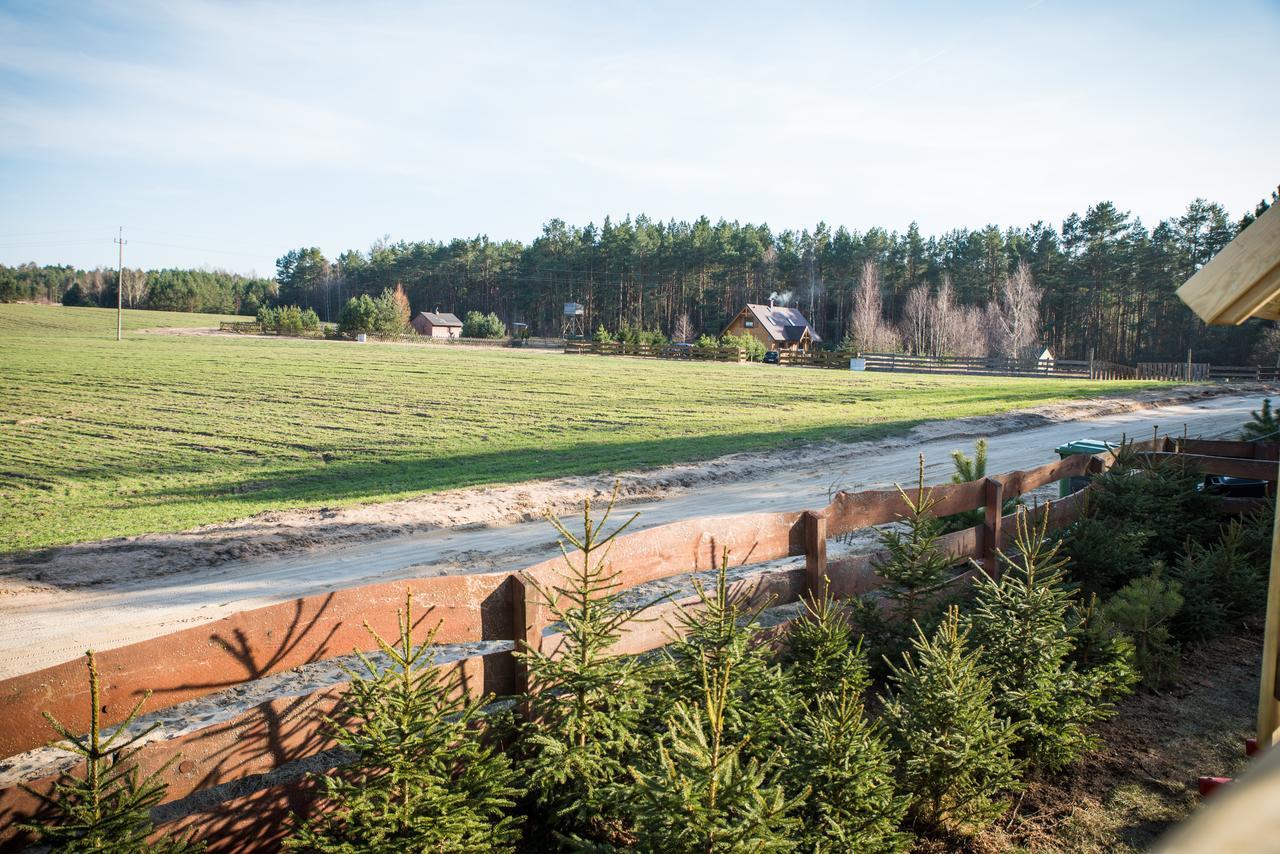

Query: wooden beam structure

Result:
[1176,203,1280,325]
[1173,202,1280,750]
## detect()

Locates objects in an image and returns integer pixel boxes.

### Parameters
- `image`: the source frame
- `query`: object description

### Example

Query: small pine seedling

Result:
[1242,397,1280,441]
[784,582,870,700]
[881,606,1023,835]
[968,509,1134,773]
[625,560,805,851]
[516,486,651,845]
[1104,571,1184,689]
[654,550,799,762]
[869,455,957,642]
[288,592,523,853]
[19,650,203,853]
[784,594,911,852]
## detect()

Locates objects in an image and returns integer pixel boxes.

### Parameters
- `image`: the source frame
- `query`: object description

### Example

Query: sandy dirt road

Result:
[0,391,1265,679]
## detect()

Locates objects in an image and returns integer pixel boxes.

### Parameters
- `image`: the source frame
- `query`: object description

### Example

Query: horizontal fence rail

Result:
[0,438,1274,851]
[564,340,745,361]
[563,340,1278,383]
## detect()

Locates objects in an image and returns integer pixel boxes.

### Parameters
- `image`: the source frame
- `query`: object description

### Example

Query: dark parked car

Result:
[763,350,780,364]
[1201,474,1269,498]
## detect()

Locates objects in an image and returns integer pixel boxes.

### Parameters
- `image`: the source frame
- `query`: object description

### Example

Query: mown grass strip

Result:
[0,304,1166,551]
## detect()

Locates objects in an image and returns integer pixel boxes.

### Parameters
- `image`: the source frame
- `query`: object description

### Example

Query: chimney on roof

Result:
[768,297,774,308]
[434,306,440,314]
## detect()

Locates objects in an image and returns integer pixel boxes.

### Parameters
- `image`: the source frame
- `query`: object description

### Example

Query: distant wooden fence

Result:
[1138,362,1212,382]
[565,341,1280,384]
[855,352,1093,378]
[564,340,745,361]
[0,438,1273,852]
[217,321,326,339]
[1208,365,1280,382]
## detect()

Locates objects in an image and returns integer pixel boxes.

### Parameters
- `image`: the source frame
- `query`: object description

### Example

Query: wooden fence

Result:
[217,321,327,339]
[564,341,1280,385]
[0,438,1274,852]
[1138,362,1212,382]
[855,352,1093,378]
[1209,365,1280,382]
[564,340,745,361]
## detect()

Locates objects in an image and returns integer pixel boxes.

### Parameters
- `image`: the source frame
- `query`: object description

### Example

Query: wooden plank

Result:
[1138,452,1280,481]
[1179,438,1264,459]
[509,573,544,707]
[997,453,1092,497]
[1260,464,1280,747]
[538,566,809,661]
[824,480,985,537]
[1178,204,1280,325]
[522,511,805,599]
[0,573,515,759]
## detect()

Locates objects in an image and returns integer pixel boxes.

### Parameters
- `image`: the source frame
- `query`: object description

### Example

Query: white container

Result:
[849,358,866,371]
[357,333,367,343]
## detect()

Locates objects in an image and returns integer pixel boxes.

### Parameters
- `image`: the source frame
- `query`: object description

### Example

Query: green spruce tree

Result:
[967,509,1135,772]
[783,588,911,852]
[942,439,1018,532]
[949,438,988,484]
[625,561,804,851]
[881,607,1022,835]
[872,456,956,627]
[516,488,649,846]
[653,551,799,762]
[1104,571,1184,689]
[1171,518,1268,642]
[861,455,958,670]
[1242,397,1279,440]
[20,651,203,853]
[288,593,523,853]
[784,583,868,699]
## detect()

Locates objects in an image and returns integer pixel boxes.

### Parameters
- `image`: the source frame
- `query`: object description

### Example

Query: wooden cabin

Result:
[410,311,463,338]
[721,302,821,353]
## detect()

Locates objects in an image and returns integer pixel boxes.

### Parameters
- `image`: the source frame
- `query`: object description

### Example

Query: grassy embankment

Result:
[0,303,1165,551]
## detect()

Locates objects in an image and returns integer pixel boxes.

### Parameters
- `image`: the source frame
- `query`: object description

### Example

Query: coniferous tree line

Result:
[5,192,1277,362]
[0,264,277,315]
[271,192,1278,364]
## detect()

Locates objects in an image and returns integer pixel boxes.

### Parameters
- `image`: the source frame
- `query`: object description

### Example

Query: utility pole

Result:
[114,226,127,341]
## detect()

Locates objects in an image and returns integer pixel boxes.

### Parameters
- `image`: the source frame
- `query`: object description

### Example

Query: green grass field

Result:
[0,303,1164,552]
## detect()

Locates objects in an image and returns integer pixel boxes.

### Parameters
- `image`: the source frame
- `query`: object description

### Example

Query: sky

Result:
[1,0,1277,277]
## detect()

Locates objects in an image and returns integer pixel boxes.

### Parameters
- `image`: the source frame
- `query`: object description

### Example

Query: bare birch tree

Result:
[958,304,990,357]
[122,268,147,308]
[902,285,930,355]
[672,313,693,344]
[931,274,958,357]
[850,261,900,352]
[989,261,1042,360]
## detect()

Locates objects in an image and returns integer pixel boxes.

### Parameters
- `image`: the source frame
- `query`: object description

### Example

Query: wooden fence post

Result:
[1258,477,1280,748]
[982,477,1004,575]
[511,572,546,718]
[803,511,828,597]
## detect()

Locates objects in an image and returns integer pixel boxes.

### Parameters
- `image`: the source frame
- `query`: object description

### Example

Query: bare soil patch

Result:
[911,632,1261,853]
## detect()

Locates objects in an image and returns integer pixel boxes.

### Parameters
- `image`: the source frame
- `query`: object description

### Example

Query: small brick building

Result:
[410,311,463,338]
